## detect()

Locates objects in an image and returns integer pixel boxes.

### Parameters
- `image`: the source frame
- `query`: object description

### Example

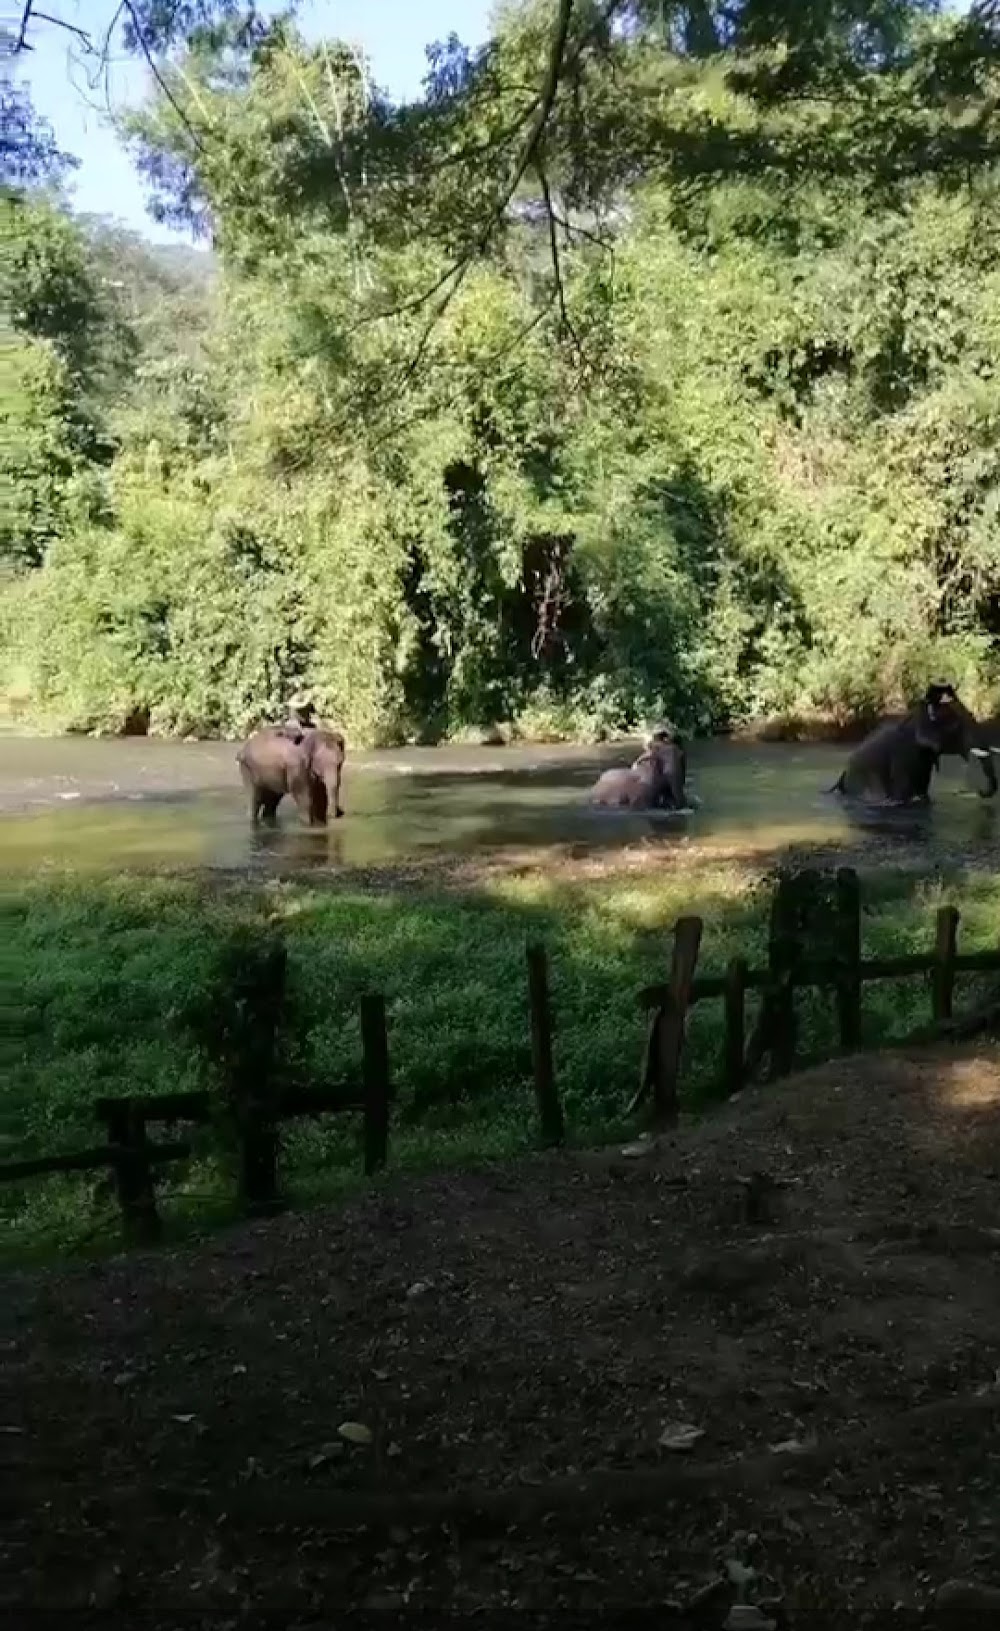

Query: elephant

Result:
[829,683,998,804]
[591,739,689,810]
[237,726,346,826]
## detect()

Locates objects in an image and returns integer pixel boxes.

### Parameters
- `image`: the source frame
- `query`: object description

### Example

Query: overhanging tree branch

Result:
[538,162,584,364]
[354,0,579,334]
[122,0,209,155]
[15,2,35,52]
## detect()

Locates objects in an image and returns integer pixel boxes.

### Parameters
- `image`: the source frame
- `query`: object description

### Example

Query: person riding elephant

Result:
[237,724,346,826]
[591,738,688,810]
[830,682,997,803]
[643,719,681,750]
[275,694,318,743]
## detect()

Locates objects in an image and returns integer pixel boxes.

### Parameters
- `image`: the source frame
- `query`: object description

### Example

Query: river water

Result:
[0,734,996,875]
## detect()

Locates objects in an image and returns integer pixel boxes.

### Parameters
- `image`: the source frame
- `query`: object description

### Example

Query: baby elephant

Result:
[591,739,688,810]
[237,726,346,826]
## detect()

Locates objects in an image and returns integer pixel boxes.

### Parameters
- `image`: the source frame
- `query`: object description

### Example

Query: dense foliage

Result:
[4,0,1000,740]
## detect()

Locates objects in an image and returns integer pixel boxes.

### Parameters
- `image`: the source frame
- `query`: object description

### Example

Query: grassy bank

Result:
[4,857,1000,1261]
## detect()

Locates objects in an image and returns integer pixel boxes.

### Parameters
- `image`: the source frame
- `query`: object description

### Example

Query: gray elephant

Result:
[830,683,997,803]
[591,739,688,810]
[237,726,346,826]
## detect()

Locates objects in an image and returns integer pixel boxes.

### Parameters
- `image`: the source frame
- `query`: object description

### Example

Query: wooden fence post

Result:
[233,1073,281,1217]
[933,906,960,1025]
[526,944,565,1148]
[103,1099,160,1247]
[722,957,748,1096]
[767,872,800,1079]
[651,916,703,1127]
[835,867,862,1050]
[230,940,286,1218]
[361,993,390,1177]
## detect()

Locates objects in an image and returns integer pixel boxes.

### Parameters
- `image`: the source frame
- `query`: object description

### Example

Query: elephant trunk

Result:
[967,742,999,797]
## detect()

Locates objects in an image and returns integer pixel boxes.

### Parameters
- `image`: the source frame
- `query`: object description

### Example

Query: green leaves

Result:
[7,3,1000,738]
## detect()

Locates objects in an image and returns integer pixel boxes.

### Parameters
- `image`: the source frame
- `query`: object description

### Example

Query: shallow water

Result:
[0,734,996,875]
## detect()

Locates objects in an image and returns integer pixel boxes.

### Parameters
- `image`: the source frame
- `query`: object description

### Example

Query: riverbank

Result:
[0,706,904,747]
[6,847,1000,1260]
[5,1042,1000,1626]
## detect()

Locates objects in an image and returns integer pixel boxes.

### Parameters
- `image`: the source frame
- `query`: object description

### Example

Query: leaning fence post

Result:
[722,957,748,1096]
[933,906,960,1025]
[835,867,862,1050]
[651,916,703,1127]
[103,1099,160,1247]
[526,944,565,1148]
[361,993,391,1176]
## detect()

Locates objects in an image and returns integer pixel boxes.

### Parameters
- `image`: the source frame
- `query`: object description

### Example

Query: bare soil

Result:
[5,1044,1000,1629]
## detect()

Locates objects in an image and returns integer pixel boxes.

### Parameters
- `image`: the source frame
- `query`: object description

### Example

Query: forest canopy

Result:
[4,0,1000,741]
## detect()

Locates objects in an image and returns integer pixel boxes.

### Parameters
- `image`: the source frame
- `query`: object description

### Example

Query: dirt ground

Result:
[5,1044,1000,1629]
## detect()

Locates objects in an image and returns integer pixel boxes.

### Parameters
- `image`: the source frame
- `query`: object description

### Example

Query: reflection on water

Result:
[0,735,996,875]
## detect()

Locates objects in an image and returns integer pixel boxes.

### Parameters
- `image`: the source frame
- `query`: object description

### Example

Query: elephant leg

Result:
[892,748,933,803]
[241,764,278,826]
[308,774,329,826]
[258,789,281,824]
[288,769,317,825]
[910,762,934,800]
[868,759,899,802]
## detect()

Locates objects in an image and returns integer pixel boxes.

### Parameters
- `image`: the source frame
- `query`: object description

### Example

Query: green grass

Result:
[4,859,1000,1261]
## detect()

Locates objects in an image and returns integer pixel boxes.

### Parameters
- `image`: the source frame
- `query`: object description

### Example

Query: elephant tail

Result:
[826,772,846,796]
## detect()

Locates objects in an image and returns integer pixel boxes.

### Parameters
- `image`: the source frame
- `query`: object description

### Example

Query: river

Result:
[1,734,997,876]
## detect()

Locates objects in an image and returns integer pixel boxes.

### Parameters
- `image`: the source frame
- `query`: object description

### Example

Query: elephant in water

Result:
[237,726,346,826]
[591,738,689,810]
[830,683,998,804]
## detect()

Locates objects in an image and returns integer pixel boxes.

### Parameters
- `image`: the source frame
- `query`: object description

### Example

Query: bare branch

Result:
[546,207,614,255]
[122,0,209,155]
[397,256,476,388]
[355,0,577,334]
[417,105,540,179]
[319,42,374,294]
[28,10,95,49]
[538,162,584,364]
[15,2,36,53]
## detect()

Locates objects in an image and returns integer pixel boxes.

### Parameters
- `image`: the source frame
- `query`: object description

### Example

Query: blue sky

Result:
[21,1,494,244]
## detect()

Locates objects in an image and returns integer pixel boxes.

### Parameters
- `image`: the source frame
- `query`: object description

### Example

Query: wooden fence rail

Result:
[0,1141,190,1185]
[4,868,1000,1248]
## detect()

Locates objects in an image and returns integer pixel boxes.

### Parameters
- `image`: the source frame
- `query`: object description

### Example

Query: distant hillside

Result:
[78,217,218,366]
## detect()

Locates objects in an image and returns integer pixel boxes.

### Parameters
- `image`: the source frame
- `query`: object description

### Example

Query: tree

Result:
[1,199,117,567]
[5,1,1000,739]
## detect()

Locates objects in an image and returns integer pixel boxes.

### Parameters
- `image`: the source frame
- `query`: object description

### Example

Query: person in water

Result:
[633,717,700,808]
[631,718,681,770]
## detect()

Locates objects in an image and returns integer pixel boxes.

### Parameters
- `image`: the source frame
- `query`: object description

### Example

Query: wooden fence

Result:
[3,866,1000,1247]
[0,944,563,1248]
[635,866,1000,1125]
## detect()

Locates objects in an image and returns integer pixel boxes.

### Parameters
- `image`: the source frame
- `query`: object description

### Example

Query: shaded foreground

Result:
[4,1045,1000,1627]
